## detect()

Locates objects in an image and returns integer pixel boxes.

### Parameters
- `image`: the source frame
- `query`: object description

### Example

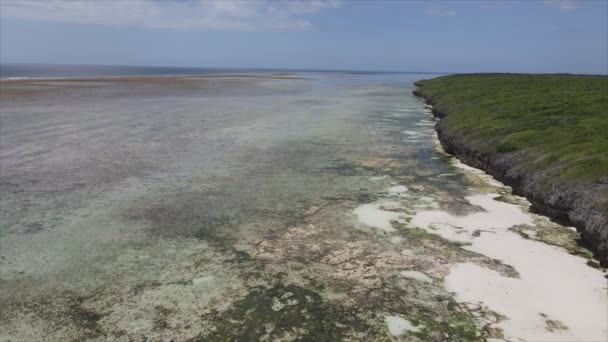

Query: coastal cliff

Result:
[413,74,608,265]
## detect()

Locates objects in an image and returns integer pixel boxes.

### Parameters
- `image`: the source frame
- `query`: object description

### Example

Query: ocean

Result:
[0,63,437,79]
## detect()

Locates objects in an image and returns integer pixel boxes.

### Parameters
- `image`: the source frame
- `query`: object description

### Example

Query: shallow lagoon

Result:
[1,73,605,341]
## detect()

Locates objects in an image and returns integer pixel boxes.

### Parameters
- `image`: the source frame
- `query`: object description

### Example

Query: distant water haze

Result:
[0,63,443,79]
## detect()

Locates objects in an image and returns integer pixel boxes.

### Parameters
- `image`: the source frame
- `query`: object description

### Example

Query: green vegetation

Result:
[415,74,608,183]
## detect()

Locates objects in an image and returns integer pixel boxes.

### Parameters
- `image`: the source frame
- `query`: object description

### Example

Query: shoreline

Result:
[413,80,608,266]
[2,72,606,340]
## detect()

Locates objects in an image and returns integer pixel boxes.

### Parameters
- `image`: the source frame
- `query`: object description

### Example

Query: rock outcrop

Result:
[414,85,608,265]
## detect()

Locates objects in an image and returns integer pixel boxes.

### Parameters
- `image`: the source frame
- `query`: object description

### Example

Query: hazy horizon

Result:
[1,0,606,75]
[0,61,446,74]
[3,62,607,78]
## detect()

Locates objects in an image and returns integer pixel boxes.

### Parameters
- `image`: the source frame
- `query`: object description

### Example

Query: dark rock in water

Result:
[413,88,608,266]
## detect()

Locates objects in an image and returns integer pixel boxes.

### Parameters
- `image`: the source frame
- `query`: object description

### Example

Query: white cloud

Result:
[544,0,581,11]
[0,0,341,31]
[423,3,456,17]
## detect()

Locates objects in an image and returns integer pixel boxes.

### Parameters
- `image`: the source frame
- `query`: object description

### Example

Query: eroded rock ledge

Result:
[413,84,608,266]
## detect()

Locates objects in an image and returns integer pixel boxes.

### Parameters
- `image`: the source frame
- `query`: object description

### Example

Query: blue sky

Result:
[1,0,606,74]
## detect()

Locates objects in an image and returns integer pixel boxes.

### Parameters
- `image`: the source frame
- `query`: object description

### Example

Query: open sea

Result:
[0,63,439,79]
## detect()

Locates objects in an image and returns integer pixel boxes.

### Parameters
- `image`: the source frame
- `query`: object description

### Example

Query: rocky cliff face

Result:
[414,87,608,265]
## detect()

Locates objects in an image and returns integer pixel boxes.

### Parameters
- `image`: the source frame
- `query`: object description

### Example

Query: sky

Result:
[0,0,606,74]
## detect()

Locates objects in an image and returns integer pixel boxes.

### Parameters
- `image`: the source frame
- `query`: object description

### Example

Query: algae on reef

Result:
[200,284,372,341]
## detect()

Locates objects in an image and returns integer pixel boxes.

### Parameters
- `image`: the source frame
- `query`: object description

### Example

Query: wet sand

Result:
[1,74,606,341]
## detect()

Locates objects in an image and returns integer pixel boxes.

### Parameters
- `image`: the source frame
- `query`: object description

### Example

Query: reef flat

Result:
[1,74,606,341]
